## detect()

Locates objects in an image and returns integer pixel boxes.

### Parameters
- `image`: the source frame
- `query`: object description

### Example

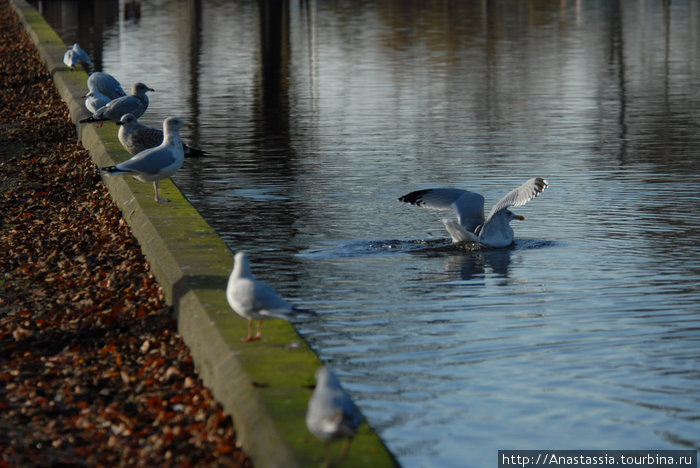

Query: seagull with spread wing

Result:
[399,177,549,247]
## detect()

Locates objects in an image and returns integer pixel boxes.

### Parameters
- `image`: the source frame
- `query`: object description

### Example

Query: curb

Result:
[9,1,398,466]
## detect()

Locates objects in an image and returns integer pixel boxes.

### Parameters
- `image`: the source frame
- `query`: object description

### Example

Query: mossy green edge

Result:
[10,0,399,466]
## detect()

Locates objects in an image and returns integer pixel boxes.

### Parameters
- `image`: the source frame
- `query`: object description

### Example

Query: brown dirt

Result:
[0,1,251,466]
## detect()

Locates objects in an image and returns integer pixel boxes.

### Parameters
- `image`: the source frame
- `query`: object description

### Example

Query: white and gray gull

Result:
[306,366,364,465]
[399,177,549,248]
[87,72,126,100]
[116,113,205,158]
[83,90,110,114]
[80,82,154,124]
[100,116,187,203]
[226,252,296,342]
[83,72,127,114]
[63,43,92,71]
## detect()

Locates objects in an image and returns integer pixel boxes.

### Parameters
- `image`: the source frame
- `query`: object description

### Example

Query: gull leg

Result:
[154,180,170,203]
[241,318,257,342]
[323,441,331,467]
[255,319,263,340]
[341,438,353,459]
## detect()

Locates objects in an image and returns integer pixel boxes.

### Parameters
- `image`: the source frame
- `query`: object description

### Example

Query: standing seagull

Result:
[63,43,92,70]
[226,252,295,342]
[100,116,187,203]
[306,366,364,465]
[117,113,205,158]
[399,177,548,248]
[80,82,154,124]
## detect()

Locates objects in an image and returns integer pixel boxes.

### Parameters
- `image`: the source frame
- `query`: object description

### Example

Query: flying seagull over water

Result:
[399,177,548,248]
[63,43,92,71]
[226,252,295,342]
[306,366,364,465]
[100,116,186,203]
[117,113,205,159]
[80,82,154,124]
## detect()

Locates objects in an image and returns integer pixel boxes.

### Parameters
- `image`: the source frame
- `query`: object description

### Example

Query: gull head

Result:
[232,251,253,279]
[163,116,189,132]
[131,82,155,95]
[506,210,525,222]
[115,113,139,127]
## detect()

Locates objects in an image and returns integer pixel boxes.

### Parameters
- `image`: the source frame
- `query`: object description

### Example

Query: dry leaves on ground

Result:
[0,1,250,466]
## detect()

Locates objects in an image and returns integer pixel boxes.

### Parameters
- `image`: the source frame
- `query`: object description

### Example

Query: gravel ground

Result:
[0,1,251,466]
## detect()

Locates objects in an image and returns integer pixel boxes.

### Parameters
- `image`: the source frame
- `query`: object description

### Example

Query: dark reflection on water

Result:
[32,0,700,465]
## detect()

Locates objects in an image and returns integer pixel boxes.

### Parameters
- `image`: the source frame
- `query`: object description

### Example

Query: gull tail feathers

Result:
[100,165,132,176]
[80,116,107,124]
[183,145,206,158]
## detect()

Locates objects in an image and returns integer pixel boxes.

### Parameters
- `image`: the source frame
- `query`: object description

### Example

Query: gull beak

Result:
[515,214,525,221]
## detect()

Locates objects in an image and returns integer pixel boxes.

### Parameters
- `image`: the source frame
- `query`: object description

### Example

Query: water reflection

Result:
[29,0,700,465]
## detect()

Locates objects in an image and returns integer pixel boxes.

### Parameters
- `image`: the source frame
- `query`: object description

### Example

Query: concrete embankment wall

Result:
[9,1,398,466]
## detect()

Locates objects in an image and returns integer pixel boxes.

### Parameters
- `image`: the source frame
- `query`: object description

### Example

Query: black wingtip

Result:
[184,146,206,159]
[80,116,108,124]
[533,177,549,194]
[398,188,431,206]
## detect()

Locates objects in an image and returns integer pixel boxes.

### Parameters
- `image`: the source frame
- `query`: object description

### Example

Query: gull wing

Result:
[102,96,140,118]
[88,72,126,100]
[485,177,548,222]
[400,188,485,232]
[116,146,177,176]
[128,125,164,152]
[230,277,292,319]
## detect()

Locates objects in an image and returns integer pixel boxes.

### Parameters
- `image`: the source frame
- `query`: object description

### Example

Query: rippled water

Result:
[35,0,700,465]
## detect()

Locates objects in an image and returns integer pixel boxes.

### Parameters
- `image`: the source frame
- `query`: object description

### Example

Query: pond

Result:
[33,0,700,466]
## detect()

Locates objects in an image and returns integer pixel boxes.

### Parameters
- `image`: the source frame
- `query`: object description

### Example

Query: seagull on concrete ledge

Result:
[82,89,110,114]
[63,43,92,71]
[116,113,205,159]
[81,82,154,124]
[100,116,186,203]
[226,252,296,342]
[87,72,126,100]
[399,177,549,248]
[306,366,364,465]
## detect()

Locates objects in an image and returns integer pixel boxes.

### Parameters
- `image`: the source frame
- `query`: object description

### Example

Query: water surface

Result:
[34,1,700,466]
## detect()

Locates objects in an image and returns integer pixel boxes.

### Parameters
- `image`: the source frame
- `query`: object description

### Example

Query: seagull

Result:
[80,82,154,124]
[116,113,205,159]
[87,72,126,100]
[82,89,110,114]
[306,366,363,465]
[63,43,92,71]
[100,116,187,203]
[399,177,548,248]
[226,252,295,342]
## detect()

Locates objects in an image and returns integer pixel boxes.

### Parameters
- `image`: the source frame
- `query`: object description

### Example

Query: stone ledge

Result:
[9,1,398,466]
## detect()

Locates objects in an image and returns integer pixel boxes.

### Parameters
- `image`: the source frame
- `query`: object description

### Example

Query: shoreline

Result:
[2,0,398,466]
[0,0,251,465]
